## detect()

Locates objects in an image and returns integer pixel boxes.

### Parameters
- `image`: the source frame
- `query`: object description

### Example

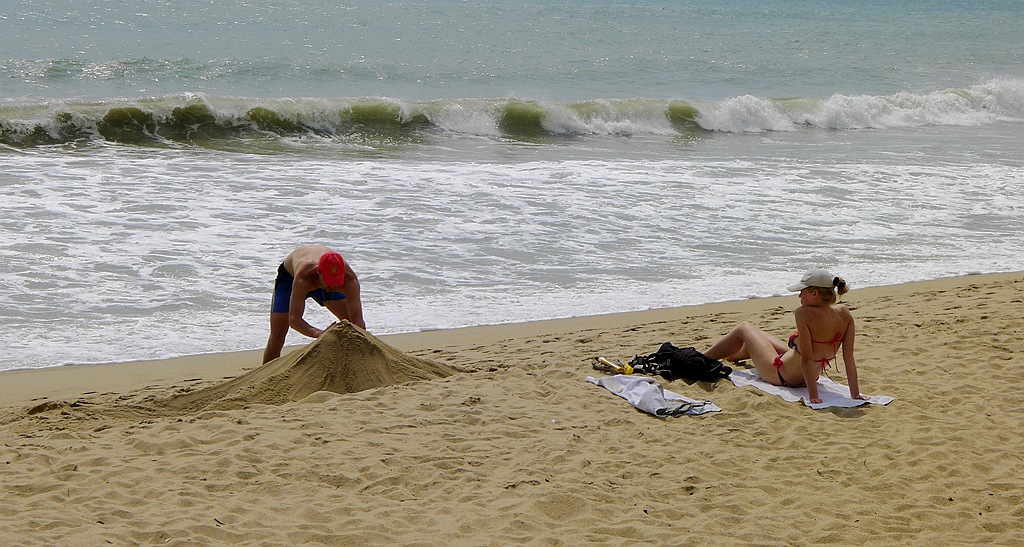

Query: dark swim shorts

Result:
[271,263,345,313]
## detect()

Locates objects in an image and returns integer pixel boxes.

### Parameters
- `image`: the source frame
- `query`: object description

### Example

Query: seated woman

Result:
[701,269,868,404]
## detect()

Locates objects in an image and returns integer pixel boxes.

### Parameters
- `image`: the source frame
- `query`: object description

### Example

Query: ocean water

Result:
[1,0,1022,371]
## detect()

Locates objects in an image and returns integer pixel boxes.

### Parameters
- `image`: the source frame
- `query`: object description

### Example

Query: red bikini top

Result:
[788,331,843,372]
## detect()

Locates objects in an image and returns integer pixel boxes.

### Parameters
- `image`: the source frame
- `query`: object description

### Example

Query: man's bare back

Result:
[282,245,334,283]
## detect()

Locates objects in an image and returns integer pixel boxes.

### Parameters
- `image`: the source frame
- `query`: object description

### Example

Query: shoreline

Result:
[2,271,1020,408]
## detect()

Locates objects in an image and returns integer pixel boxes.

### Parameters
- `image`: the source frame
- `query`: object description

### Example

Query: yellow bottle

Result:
[594,356,632,375]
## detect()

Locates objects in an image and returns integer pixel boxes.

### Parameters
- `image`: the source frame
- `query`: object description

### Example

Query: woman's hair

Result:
[812,276,848,304]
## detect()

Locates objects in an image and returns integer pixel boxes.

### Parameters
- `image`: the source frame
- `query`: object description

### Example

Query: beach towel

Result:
[728,368,894,410]
[586,375,721,417]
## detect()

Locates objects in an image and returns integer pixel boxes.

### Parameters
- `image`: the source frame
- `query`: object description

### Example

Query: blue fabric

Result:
[271,263,344,313]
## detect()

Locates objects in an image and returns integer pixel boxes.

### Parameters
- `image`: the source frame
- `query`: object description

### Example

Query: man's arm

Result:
[324,271,365,330]
[344,275,365,329]
[288,263,326,338]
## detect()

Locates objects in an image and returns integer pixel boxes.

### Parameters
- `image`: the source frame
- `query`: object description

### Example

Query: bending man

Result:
[262,245,365,363]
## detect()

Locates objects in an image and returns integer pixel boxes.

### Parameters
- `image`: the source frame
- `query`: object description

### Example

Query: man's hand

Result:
[316,322,338,337]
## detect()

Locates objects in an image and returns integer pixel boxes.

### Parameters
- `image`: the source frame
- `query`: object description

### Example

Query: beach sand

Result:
[1,273,1022,545]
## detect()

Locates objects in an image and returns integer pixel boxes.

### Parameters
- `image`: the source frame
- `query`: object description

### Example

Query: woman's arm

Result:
[839,307,868,399]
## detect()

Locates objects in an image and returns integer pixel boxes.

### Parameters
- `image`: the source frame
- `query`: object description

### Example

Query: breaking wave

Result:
[2,78,1021,148]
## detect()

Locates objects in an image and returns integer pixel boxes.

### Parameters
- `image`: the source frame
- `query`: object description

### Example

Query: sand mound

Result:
[163,322,457,412]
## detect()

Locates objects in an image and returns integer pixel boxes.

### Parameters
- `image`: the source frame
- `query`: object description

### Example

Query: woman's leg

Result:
[704,321,785,383]
[767,332,789,355]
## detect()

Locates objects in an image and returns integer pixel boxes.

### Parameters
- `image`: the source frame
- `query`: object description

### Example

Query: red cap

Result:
[318,252,347,286]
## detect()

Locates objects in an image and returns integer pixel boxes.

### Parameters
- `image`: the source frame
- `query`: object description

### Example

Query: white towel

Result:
[728,368,894,410]
[586,375,721,417]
